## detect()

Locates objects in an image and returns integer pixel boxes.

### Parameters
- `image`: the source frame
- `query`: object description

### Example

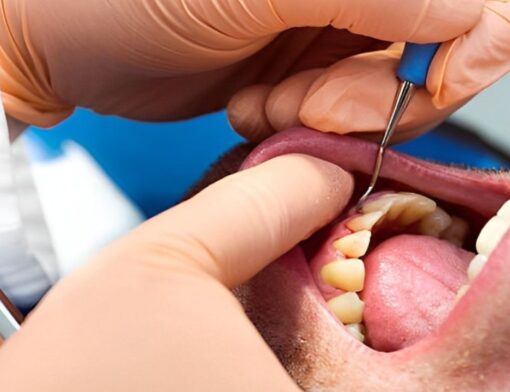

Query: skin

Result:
[1,137,508,391]
[0,0,508,388]
[0,153,354,391]
[189,140,510,391]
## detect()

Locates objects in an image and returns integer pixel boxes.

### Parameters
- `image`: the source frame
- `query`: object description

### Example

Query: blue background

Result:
[26,109,510,218]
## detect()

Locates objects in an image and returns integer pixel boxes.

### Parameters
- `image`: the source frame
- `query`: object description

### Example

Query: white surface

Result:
[30,141,144,277]
[12,141,59,283]
[0,97,52,309]
[451,74,510,152]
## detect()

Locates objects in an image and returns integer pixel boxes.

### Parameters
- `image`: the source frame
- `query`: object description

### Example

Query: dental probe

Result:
[0,289,21,340]
[357,43,440,210]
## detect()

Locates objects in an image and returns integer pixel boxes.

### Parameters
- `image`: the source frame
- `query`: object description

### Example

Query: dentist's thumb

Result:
[125,153,354,287]
[0,154,354,392]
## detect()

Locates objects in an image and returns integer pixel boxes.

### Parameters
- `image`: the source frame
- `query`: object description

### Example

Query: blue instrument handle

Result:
[397,43,440,87]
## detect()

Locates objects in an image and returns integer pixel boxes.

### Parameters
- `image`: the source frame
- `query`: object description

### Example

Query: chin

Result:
[190,127,510,392]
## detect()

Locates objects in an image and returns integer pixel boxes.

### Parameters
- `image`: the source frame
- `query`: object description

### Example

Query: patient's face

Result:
[189,128,510,391]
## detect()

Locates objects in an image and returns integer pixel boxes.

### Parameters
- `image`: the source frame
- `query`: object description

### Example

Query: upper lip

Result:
[242,128,510,218]
[239,127,510,389]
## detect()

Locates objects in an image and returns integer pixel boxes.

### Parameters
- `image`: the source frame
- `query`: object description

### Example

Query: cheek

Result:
[233,248,371,390]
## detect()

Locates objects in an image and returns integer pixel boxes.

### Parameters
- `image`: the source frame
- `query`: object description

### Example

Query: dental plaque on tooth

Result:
[311,190,503,352]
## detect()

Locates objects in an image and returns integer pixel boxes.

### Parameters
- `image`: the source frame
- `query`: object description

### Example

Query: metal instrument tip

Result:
[356,80,415,212]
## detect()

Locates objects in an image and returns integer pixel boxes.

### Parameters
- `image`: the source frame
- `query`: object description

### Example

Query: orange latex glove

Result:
[0,0,483,128]
[228,1,510,141]
[0,154,354,391]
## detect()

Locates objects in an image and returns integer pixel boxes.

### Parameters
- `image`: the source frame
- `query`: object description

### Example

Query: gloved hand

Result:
[0,154,354,391]
[0,0,483,129]
[229,0,510,141]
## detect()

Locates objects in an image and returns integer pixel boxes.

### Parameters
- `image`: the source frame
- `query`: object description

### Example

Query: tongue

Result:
[361,234,474,352]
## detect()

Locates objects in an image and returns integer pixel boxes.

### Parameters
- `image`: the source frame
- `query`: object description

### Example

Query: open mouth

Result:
[236,127,510,390]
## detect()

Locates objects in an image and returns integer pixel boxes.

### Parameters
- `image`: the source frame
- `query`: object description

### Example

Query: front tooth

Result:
[320,259,365,292]
[398,194,436,226]
[345,323,365,342]
[467,254,488,281]
[327,292,365,324]
[333,230,371,258]
[346,211,384,232]
[418,207,452,237]
[440,216,469,247]
[497,200,510,220]
[476,215,510,256]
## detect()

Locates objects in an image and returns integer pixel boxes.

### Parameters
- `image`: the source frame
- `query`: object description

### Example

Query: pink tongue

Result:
[361,234,473,352]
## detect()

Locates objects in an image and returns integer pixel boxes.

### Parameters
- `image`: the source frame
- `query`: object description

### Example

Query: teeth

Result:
[418,207,452,237]
[345,323,365,342]
[497,200,510,220]
[467,254,488,281]
[359,192,436,227]
[440,216,469,247]
[333,230,371,258]
[397,194,437,226]
[362,195,396,215]
[385,194,418,221]
[346,211,384,232]
[460,200,510,292]
[320,259,365,292]
[476,215,510,256]
[456,284,469,301]
[327,292,365,324]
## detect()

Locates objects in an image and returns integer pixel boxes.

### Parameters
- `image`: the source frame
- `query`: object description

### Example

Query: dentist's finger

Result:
[94,0,484,67]
[298,50,457,134]
[227,85,276,142]
[209,0,484,43]
[266,69,325,132]
[229,48,461,136]
[228,69,323,139]
[428,1,510,109]
[127,154,354,288]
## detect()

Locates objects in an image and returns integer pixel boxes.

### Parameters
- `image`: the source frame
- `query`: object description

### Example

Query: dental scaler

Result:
[357,43,440,209]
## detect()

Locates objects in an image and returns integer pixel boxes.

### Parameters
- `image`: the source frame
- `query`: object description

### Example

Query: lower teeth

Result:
[345,323,366,342]
[321,191,476,343]
[327,292,365,325]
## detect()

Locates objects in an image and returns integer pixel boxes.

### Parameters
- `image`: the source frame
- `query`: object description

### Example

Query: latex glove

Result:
[0,154,354,391]
[0,0,482,128]
[228,1,509,141]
